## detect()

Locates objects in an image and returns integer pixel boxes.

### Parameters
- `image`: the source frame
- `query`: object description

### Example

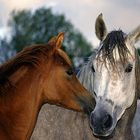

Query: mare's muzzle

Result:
[90,109,113,137]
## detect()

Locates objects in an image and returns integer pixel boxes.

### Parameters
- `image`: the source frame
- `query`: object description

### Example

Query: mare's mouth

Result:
[91,127,115,139]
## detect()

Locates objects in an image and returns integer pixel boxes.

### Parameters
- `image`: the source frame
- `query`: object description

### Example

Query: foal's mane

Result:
[0,43,55,94]
[97,30,130,68]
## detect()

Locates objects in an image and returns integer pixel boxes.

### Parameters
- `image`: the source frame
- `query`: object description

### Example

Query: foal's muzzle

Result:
[90,111,113,136]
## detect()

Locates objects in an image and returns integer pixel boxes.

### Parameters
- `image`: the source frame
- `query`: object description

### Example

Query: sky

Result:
[0,0,140,47]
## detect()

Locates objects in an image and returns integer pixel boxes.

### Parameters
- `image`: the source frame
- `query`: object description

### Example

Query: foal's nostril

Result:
[102,114,112,130]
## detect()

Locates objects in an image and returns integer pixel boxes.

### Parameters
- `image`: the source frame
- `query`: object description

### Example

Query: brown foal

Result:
[0,33,94,140]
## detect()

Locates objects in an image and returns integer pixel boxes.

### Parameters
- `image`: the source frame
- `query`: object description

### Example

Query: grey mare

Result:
[31,14,140,140]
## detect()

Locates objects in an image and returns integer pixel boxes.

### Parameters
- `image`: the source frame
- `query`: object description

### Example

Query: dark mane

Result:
[97,30,130,69]
[0,43,53,93]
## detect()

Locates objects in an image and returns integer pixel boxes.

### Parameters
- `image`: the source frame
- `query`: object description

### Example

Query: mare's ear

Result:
[95,13,107,41]
[127,25,140,44]
[48,32,64,49]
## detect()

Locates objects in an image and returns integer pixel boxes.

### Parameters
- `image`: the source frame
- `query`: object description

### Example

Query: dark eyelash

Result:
[66,68,74,75]
[125,64,133,73]
[91,66,95,72]
[94,92,97,96]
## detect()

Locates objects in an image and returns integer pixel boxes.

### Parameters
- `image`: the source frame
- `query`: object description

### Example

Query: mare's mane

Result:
[97,30,130,68]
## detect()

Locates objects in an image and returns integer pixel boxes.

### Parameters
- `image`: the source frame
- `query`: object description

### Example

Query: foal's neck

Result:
[0,67,43,140]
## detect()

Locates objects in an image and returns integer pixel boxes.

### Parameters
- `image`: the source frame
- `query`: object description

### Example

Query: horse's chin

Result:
[92,128,115,139]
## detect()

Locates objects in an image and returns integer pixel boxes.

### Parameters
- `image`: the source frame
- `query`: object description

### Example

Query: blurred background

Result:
[0,0,140,67]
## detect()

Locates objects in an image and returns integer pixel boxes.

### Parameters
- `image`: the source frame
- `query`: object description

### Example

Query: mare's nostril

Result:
[90,111,113,135]
[102,114,112,130]
[90,112,98,130]
[90,113,95,127]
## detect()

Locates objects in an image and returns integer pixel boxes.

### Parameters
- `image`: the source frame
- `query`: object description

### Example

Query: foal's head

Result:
[90,14,140,137]
[38,33,94,112]
[0,33,94,114]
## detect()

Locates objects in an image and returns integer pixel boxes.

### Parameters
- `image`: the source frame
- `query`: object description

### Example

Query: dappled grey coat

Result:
[30,102,140,140]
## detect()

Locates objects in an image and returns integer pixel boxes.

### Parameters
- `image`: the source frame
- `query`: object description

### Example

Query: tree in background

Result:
[0,38,16,64]
[137,49,140,56]
[7,7,93,67]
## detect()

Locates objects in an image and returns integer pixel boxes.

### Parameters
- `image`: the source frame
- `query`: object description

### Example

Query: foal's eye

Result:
[125,64,133,73]
[66,68,74,75]
[91,66,95,72]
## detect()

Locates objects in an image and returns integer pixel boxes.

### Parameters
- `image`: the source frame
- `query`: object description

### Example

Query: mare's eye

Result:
[125,64,133,73]
[66,68,74,75]
[92,65,95,72]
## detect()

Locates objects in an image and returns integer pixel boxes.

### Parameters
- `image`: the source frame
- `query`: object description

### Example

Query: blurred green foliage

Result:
[7,7,93,67]
[137,49,140,56]
[0,38,16,63]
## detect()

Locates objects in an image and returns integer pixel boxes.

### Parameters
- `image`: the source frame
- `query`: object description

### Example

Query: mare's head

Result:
[89,14,140,137]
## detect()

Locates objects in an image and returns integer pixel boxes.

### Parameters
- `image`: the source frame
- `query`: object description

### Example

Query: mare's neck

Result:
[0,67,43,140]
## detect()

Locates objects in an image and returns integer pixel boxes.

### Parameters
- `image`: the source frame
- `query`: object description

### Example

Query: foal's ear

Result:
[95,13,107,41]
[55,32,64,49]
[127,25,140,44]
[48,32,64,49]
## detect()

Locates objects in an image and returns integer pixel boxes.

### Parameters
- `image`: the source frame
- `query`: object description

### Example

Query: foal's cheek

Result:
[65,74,73,81]
[67,75,79,85]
